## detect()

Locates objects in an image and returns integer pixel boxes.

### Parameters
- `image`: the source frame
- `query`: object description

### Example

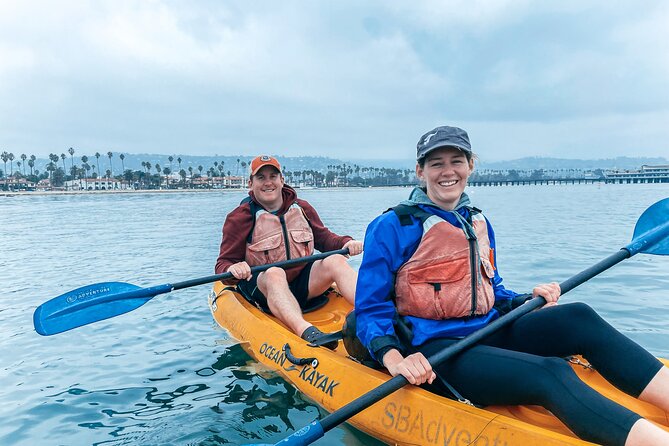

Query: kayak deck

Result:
[209,283,669,446]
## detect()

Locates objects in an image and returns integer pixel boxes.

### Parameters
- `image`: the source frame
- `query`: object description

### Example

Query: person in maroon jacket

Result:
[215,155,363,349]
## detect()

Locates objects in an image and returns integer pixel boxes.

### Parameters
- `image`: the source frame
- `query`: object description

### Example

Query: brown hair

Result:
[417,148,476,168]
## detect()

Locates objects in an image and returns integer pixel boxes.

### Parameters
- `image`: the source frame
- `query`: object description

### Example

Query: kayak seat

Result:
[302,293,329,313]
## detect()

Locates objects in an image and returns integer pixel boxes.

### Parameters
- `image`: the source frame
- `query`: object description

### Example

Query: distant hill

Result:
[115,154,348,175]
[13,153,668,177]
[342,156,669,171]
[477,156,669,171]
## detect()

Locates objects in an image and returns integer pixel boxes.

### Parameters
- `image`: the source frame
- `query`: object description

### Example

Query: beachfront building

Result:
[222,175,244,188]
[65,178,131,191]
[604,165,669,183]
[36,179,51,191]
[188,175,244,189]
[0,177,36,191]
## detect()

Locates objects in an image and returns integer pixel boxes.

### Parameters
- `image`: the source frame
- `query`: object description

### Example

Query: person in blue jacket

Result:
[354,125,669,446]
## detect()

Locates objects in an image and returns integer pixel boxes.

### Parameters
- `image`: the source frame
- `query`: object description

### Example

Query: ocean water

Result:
[1,183,668,445]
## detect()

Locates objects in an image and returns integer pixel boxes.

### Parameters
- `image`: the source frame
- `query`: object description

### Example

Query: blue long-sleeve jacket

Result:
[355,189,522,362]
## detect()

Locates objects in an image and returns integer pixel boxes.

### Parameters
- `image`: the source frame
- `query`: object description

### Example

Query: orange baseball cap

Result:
[249,155,282,175]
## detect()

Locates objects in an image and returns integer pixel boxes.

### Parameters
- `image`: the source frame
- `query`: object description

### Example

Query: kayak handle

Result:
[283,343,319,368]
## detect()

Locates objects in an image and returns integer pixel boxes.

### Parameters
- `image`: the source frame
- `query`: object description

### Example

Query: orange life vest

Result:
[393,206,496,320]
[244,203,314,280]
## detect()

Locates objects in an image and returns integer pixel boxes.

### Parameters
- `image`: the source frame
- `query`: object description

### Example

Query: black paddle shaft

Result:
[319,247,632,432]
[170,248,350,291]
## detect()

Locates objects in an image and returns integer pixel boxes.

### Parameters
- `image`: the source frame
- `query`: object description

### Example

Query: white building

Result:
[65,178,131,191]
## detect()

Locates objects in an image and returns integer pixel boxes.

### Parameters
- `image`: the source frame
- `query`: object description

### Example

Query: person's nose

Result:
[440,164,454,176]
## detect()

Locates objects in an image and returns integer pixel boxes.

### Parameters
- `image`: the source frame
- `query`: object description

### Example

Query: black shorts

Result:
[237,262,314,313]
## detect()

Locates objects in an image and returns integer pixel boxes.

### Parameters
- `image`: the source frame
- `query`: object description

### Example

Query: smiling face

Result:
[249,165,284,211]
[416,147,474,210]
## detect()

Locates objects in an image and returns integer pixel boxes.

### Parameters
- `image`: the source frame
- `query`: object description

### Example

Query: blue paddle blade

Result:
[626,197,669,256]
[33,282,172,336]
[246,421,324,446]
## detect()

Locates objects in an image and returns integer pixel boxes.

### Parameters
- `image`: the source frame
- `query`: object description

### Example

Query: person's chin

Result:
[260,192,279,202]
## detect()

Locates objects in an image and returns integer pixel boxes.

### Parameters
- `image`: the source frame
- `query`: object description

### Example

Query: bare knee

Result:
[258,267,288,290]
[321,254,349,272]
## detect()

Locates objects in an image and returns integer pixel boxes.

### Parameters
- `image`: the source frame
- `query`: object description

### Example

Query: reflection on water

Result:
[1,185,668,446]
[26,343,377,445]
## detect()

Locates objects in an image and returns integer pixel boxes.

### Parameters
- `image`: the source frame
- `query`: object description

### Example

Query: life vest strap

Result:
[387,204,434,226]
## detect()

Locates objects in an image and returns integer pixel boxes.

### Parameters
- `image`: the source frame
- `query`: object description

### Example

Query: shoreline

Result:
[0,185,412,197]
[0,188,242,197]
[2,181,667,198]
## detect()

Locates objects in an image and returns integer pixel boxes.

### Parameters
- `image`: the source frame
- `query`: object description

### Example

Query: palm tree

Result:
[94,152,101,177]
[241,161,247,175]
[155,164,161,188]
[107,151,113,176]
[208,167,216,188]
[1,152,8,180]
[46,161,56,188]
[177,157,182,172]
[91,164,97,179]
[60,153,67,188]
[8,153,15,177]
[20,154,27,176]
[198,165,203,176]
[188,166,193,187]
[168,156,173,173]
[236,158,240,176]
[163,167,171,188]
[28,158,35,177]
[81,155,89,181]
[68,147,75,177]
[119,153,125,173]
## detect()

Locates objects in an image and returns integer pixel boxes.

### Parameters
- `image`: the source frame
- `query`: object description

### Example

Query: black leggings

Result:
[417,303,663,446]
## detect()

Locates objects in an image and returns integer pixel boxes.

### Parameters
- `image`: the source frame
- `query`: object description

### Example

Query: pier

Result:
[469,164,669,187]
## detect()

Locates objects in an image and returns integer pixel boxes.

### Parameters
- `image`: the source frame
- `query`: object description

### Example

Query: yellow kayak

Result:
[208,283,669,445]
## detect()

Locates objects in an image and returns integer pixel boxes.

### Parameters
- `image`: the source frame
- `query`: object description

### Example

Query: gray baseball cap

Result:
[416,125,472,161]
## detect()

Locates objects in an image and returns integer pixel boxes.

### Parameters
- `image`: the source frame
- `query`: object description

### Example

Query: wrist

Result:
[382,349,403,369]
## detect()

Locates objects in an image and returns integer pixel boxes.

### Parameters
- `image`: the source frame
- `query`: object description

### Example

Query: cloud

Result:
[0,1,667,160]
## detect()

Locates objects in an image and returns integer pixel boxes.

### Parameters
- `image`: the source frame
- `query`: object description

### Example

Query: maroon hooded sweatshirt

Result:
[215,185,352,283]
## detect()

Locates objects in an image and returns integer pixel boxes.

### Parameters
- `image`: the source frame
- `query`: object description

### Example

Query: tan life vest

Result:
[394,206,496,320]
[244,203,315,280]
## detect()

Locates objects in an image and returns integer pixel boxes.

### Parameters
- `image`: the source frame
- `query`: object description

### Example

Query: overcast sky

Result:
[1,1,667,162]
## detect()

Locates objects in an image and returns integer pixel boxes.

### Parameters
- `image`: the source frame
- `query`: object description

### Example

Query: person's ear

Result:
[415,163,424,181]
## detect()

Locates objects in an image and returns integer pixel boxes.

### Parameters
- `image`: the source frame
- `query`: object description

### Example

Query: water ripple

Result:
[1,184,668,445]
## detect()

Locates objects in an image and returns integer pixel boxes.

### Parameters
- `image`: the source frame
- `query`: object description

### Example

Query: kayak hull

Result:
[209,283,668,446]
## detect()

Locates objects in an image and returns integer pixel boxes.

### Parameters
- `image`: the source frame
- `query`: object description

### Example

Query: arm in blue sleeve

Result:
[355,212,419,361]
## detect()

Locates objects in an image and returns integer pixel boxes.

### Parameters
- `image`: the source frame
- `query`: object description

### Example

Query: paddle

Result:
[260,197,669,446]
[33,248,350,336]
